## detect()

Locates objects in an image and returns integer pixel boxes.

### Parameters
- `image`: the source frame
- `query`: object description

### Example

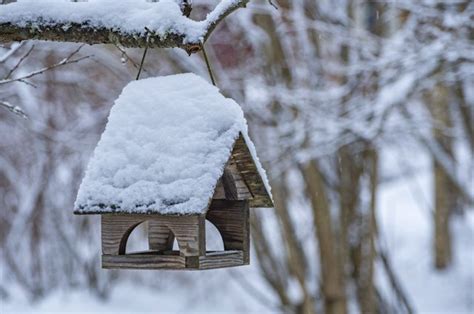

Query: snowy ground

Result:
[2,269,274,314]
[2,147,473,314]
[377,146,474,314]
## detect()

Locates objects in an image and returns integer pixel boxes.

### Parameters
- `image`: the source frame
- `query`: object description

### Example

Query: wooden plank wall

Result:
[207,200,250,264]
[102,214,205,257]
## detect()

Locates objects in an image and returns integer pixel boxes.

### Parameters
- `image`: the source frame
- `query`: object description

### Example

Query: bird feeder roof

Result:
[74,73,272,215]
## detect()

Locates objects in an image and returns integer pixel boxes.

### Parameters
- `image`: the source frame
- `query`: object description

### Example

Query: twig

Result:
[268,0,278,10]
[4,44,35,80]
[228,270,280,311]
[0,45,90,86]
[0,42,24,63]
[114,44,145,72]
[0,100,28,119]
[202,0,251,43]
[378,245,414,314]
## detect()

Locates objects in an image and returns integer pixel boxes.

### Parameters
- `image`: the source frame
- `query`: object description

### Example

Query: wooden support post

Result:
[152,215,206,257]
[207,200,250,264]
[148,221,174,251]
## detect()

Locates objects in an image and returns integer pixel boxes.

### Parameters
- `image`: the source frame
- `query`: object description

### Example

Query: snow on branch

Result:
[0,100,28,119]
[0,0,250,54]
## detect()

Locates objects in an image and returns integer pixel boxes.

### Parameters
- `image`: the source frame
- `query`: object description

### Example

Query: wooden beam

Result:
[102,250,245,270]
[103,253,187,269]
[222,167,238,200]
[198,251,245,270]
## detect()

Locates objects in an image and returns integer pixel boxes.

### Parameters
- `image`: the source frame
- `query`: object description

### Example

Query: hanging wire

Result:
[136,28,151,80]
[136,46,148,80]
[200,42,216,86]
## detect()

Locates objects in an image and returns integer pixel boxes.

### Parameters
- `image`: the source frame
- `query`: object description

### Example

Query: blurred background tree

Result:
[0,0,472,313]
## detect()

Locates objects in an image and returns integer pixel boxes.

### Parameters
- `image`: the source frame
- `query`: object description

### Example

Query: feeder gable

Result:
[212,134,273,207]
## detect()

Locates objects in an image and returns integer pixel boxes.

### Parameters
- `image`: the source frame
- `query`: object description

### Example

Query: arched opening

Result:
[117,219,226,257]
[124,221,149,254]
[206,220,224,252]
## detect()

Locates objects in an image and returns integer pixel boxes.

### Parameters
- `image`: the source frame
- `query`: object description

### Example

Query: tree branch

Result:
[0,0,250,54]
[0,100,28,119]
[4,43,35,80]
[0,44,90,86]
[202,0,251,43]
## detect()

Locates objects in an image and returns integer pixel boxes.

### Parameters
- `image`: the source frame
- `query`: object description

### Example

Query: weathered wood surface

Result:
[227,159,252,200]
[101,214,205,257]
[231,134,273,208]
[212,160,250,201]
[148,215,205,257]
[222,167,238,200]
[212,158,252,201]
[100,200,252,269]
[102,253,186,269]
[101,215,144,255]
[148,222,174,251]
[102,250,244,270]
[213,178,226,199]
[198,251,244,269]
[207,200,250,264]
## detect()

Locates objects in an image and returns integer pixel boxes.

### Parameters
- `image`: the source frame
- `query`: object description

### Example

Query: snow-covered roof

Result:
[74,73,271,215]
[0,0,240,45]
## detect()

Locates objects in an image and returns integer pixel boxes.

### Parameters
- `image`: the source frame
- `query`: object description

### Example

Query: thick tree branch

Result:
[0,23,199,53]
[0,0,250,54]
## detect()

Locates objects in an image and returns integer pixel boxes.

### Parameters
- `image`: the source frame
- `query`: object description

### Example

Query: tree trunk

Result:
[429,82,455,269]
[303,160,347,314]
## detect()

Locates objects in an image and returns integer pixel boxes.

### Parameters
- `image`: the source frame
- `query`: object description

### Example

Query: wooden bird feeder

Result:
[74,73,273,270]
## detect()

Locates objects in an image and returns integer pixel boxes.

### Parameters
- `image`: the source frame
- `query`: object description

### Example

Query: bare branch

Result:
[0,45,90,86]
[378,245,414,314]
[0,41,23,63]
[4,44,35,80]
[113,44,146,73]
[202,0,251,43]
[0,99,28,119]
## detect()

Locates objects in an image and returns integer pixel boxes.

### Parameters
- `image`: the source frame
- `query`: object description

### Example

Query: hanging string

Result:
[136,45,149,80]
[136,28,151,80]
[200,42,216,86]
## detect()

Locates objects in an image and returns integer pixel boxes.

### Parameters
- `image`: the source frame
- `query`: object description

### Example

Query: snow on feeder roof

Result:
[74,73,272,215]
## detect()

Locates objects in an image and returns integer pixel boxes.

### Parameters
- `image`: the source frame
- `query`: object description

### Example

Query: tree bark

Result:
[0,23,201,52]
[429,82,455,269]
[303,160,347,314]
[0,0,250,54]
